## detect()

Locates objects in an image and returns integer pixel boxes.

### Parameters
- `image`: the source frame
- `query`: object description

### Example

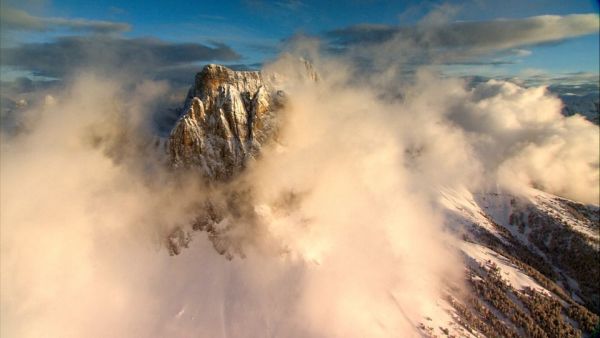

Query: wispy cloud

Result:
[245,0,307,12]
[196,14,226,21]
[273,0,307,11]
[327,14,599,59]
[0,7,131,34]
[242,0,313,28]
[515,70,600,88]
[108,6,127,16]
[0,35,241,81]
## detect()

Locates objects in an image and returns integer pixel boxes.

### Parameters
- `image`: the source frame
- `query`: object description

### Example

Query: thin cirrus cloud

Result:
[0,7,243,85]
[327,14,600,55]
[0,7,131,34]
[0,35,242,81]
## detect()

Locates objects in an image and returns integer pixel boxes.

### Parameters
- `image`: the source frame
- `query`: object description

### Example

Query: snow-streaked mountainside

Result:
[165,64,600,337]
[441,188,599,337]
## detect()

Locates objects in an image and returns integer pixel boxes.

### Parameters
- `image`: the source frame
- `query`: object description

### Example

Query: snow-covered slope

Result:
[437,188,599,337]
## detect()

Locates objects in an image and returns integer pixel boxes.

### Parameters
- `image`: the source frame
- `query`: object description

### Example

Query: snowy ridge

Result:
[435,187,599,337]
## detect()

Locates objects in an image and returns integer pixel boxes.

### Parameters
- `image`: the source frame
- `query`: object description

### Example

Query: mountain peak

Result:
[168,64,284,180]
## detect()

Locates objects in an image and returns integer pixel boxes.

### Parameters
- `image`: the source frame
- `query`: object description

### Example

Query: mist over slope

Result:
[1,22,599,338]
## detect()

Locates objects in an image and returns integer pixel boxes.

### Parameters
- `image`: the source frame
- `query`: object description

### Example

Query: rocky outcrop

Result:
[168,64,286,180]
[166,61,316,257]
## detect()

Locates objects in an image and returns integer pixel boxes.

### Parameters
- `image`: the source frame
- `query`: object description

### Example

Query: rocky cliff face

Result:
[168,64,288,180]
[165,62,316,257]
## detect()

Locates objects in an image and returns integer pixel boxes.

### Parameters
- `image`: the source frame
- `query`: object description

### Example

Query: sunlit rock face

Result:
[168,64,286,180]
[166,62,316,257]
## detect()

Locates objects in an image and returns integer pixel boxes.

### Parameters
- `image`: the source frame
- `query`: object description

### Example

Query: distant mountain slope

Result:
[560,93,599,125]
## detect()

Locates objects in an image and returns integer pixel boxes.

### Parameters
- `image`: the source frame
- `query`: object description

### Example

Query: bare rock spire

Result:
[168,64,283,180]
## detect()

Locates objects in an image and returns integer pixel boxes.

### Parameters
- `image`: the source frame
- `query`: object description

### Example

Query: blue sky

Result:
[1,0,599,84]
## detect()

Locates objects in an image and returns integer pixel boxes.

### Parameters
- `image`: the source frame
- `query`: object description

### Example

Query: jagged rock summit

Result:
[165,61,317,257]
[168,64,286,180]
